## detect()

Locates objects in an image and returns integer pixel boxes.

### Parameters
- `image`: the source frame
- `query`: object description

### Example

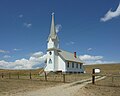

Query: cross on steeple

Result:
[48,13,59,42]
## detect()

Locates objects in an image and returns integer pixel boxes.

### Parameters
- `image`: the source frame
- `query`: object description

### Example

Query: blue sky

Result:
[0,0,120,69]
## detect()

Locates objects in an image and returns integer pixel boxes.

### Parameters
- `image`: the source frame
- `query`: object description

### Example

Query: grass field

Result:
[0,63,120,96]
[75,76,120,96]
[0,79,61,96]
[84,63,120,74]
[75,63,120,96]
[1,63,119,75]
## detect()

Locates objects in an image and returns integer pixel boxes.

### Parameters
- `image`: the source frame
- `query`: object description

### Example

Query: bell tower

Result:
[45,13,59,72]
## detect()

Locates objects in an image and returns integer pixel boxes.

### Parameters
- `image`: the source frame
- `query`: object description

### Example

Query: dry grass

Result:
[0,68,43,74]
[75,77,120,96]
[75,63,120,96]
[0,78,62,96]
[84,63,120,74]
[0,68,91,95]
[0,69,91,82]
[0,63,120,96]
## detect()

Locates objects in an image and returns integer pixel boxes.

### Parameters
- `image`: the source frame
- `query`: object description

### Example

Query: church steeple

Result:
[47,13,59,49]
[48,13,59,41]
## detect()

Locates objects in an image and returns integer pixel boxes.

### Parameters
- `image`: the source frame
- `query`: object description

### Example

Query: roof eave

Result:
[65,60,83,64]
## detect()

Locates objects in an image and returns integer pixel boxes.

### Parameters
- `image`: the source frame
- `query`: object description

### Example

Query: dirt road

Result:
[11,76,105,96]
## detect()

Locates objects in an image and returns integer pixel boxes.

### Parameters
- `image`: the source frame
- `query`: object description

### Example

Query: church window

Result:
[80,64,82,69]
[76,63,78,68]
[49,51,52,55]
[49,59,52,64]
[72,62,74,68]
[67,62,69,68]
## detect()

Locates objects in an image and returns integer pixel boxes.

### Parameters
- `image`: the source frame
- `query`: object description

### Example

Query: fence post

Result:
[44,72,47,81]
[92,69,95,84]
[30,72,32,79]
[63,74,65,83]
[2,73,4,78]
[18,72,19,79]
[9,72,11,79]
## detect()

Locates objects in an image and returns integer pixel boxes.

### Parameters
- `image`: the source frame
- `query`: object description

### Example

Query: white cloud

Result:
[31,51,44,58]
[79,54,103,61]
[19,14,23,18]
[0,49,9,53]
[24,22,32,28]
[87,48,92,51]
[13,48,21,51]
[3,55,11,58]
[93,60,115,64]
[79,54,116,65]
[101,3,120,22]
[0,51,47,69]
[66,41,75,45]
[56,24,62,33]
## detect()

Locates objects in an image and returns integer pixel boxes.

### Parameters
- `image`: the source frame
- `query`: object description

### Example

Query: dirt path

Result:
[11,76,106,96]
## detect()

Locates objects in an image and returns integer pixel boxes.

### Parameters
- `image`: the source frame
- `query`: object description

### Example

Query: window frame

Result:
[49,51,52,55]
[76,63,78,68]
[67,62,69,68]
[80,63,82,69]
[49,59,52,64]
[72,62,74,68]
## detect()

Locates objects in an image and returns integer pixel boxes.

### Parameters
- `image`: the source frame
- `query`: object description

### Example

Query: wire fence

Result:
[1,70,120,86]
[0,71,91,83]
[95,74,120,87]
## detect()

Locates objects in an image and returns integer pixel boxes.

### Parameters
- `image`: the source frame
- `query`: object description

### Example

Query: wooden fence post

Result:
[92,69,95,84]
[63,74,65,83]
[30,72,32,79]
[44,72,47,81]
[2,73,4,78]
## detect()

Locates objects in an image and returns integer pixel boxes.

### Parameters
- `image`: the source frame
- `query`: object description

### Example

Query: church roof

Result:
[48,13,59,41]
[58,50,83,63]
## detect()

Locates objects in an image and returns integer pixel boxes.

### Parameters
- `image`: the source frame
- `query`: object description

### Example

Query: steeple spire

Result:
[50,12,56,36]
[48,12,59,41]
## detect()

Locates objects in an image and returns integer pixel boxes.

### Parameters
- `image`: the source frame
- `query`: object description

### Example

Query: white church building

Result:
[44,13,84,73]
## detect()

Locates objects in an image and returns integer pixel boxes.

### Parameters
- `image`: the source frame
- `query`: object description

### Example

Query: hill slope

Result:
[84,63,120,74]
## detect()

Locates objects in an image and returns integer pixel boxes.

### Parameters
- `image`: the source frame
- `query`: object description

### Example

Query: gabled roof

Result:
[58,50,83,63]
[48,13,59,41]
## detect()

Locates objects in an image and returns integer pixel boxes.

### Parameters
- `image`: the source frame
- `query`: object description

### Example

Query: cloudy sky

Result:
[0,0,120,69]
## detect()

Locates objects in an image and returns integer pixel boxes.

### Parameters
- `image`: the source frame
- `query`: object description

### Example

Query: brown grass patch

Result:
[84,63,120,74]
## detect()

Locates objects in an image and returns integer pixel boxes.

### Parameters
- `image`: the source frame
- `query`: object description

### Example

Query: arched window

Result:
[49,59,52,64]
[49,51,52,55]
